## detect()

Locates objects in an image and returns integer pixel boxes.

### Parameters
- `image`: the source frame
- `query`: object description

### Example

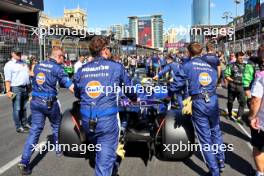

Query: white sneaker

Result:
[255,171,264,176]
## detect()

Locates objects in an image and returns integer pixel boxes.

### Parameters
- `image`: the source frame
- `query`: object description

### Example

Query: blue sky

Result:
[44,0,244,29]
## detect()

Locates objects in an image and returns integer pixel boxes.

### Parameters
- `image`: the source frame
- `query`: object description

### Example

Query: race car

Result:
[59,78,195,162]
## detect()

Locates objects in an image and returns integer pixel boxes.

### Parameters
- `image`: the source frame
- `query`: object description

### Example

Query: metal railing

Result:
[0,19,40,70]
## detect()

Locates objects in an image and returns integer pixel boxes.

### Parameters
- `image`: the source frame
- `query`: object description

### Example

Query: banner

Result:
[165,42,185,48]
[244,0,261,22]
[138,18,152,47]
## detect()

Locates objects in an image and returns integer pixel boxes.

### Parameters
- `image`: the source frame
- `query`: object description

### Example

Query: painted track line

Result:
[0,91,73,175]
[223,108,253,150]
[0,141,46,175]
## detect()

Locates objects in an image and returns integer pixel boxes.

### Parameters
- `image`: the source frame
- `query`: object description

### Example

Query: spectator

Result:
[145,56,152,77]
[87,55,94,63]
[28,56,37,78]
[74,55,85,73]
[113,54,122,63]
[4,48,31,133]
[245,50,253,63]
[202,42,221,80]
[129,55,137,77]
[151,54,160,76]
[242,45,264,109]
[218,51,227,87]
[229,52,236,64]
[123,55,129,71]
[249,69,264,176]
[159,54,167,70]
[225,52,246,123]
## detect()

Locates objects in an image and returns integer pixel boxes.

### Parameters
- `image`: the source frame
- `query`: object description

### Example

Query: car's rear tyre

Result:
[158,110,195,161]
[59,109,86,158]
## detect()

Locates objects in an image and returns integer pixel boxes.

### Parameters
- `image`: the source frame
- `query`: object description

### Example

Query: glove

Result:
[116,143,126,160]
[182,97,192,115]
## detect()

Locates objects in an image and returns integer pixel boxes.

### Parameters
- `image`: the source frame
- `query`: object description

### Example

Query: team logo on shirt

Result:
[36,72,46,85]
[85,81,102,98]
[199,72,212,86]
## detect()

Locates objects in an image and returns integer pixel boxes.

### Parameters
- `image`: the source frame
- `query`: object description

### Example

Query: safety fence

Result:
[217,33,263,54]
[0,19,92,93]
[0,19,40,72]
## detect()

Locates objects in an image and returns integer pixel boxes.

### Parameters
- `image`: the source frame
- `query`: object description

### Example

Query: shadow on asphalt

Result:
[123,142,209,176]
[124,142,150,166]
[29,135,53,171]
[225,149,255,176]
[192,143,255,175]
[218,110,255,175]
[183,156,207,175]
[220,120,250,142]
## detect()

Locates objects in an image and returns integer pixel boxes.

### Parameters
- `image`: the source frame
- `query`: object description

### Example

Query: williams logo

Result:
[85,81,102,98]
[199,72,212,86]
[36,72,46,85]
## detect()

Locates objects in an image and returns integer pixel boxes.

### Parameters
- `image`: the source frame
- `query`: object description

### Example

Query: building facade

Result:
[191,0,210,43]
[128,16,139,43]
[109,24,129,40]
[39,6,87,29]
[128,14,164,49]
[152,15,164,49]
[164,28,178,44]
[216,0,263,53]
[192,0,210,25]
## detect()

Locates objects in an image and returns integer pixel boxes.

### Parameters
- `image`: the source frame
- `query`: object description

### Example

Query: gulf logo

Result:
[36,72,46,85]
[85,81,102,99]
[199,72,212,86]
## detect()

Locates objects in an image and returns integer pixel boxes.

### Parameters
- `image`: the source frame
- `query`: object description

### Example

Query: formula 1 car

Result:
[59,78,195,161]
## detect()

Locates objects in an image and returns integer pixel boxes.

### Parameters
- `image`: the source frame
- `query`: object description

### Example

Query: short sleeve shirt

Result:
[251,71,264,131]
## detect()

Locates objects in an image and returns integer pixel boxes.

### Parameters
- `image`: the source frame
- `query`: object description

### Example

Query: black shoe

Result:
[16,127,29,133]
[17,163,32,175]
[202,172,212,176]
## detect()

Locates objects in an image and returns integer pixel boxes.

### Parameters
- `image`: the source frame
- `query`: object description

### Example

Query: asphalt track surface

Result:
[0,87,256,176]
